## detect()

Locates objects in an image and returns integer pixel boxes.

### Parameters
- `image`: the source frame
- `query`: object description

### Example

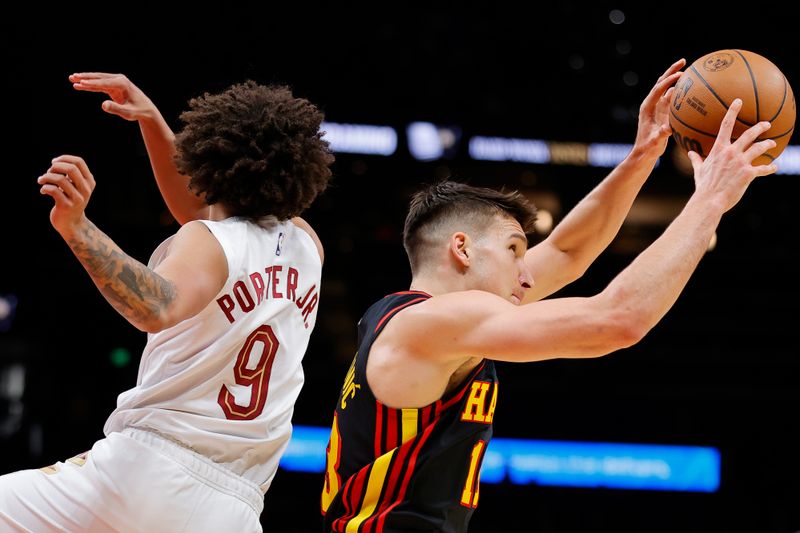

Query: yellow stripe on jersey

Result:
[321,413,342,513]
[39,464,59,475]
[401,408,418,444]
[346,449,396,533]
[67,452,88,467]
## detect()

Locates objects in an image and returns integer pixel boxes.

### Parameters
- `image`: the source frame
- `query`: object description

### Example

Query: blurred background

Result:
[2,4,799,532]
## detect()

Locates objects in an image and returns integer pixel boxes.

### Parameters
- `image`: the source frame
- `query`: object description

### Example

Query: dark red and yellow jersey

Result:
[321,291,498,533]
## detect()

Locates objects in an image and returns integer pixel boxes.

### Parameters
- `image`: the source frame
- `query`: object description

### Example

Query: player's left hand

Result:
[634,58,686,159]
[38,155,96,237]
[70,72,157,122]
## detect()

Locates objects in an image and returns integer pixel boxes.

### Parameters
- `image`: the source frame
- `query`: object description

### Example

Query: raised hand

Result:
[70,73,156,122]
[689,98,777,213]
[633,58,686,158]
[70,72,199,223]
[38,155,96,236]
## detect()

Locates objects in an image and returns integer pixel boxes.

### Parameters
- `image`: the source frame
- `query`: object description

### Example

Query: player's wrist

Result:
[631,137,667,161]
[56,214,91,240]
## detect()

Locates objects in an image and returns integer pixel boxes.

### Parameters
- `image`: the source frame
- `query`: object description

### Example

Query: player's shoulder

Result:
[171,219,219,243]
[150,220,228,277]
[392,290,510,330]
[290,217,324,263]
[378,290,513,363]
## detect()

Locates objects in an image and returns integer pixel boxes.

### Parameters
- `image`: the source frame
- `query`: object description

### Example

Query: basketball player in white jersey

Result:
[0,77,334,532]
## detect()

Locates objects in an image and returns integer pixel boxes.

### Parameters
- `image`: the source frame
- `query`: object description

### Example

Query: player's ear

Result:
[449,232,470,270]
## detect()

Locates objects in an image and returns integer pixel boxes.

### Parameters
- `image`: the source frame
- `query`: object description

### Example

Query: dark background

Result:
[2,4,799,532]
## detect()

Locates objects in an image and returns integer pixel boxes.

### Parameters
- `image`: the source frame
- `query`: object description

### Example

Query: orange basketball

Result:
[669,49,796,165]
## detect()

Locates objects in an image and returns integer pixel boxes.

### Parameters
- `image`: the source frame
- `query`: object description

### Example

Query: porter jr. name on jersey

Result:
[215,265,319,328]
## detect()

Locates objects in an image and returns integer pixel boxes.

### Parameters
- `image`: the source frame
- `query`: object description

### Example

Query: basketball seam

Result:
[669,108,717,138]
[766,75,789,123]
[762,124,795,140]
[689,64,755,128]
[734,50,760,122]
[671,113,792,158]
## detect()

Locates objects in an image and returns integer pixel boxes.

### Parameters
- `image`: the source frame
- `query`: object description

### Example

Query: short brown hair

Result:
[174,81,334,221]
[402,180,537,275]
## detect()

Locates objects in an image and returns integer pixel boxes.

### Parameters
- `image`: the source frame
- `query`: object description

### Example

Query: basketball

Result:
[669,49,796,165]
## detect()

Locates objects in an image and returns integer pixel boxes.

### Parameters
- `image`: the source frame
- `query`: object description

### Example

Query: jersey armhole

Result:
[291,217,324,264]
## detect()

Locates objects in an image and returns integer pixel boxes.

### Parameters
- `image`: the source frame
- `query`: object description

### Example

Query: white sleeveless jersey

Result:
[104,216,321,491]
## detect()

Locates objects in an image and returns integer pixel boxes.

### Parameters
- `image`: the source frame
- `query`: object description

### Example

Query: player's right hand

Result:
[38,155,96,237]
[70,73,156,122]
[689,98,778,213]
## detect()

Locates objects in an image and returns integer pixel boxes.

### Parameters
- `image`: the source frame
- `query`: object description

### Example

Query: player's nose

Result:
[519,264,533,289]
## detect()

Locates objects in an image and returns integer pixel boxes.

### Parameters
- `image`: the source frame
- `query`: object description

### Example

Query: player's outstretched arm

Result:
[39,155,226,332]
[70,73,208,224]
[523,58,686,302]
[402,100,776,365]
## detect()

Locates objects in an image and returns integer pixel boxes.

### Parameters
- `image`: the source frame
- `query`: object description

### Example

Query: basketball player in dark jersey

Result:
[321,60,779,531]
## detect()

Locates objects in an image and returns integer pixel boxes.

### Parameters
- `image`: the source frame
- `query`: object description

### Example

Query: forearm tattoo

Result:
[65,220,176,327]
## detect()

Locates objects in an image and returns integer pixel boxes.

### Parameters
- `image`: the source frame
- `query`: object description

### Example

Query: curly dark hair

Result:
[403,180,537,275]
[173,81,334,221]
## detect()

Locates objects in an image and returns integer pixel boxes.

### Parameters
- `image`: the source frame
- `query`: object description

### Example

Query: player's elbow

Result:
[610,314,649,349]
[591,301,651,355]
[134,312,180,334]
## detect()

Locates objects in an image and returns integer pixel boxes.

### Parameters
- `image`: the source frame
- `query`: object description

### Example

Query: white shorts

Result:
[0,428,263,532]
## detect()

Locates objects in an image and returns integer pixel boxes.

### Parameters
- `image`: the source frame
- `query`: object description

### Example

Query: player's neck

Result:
[208,204,232,221]
[410,268,470,297]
